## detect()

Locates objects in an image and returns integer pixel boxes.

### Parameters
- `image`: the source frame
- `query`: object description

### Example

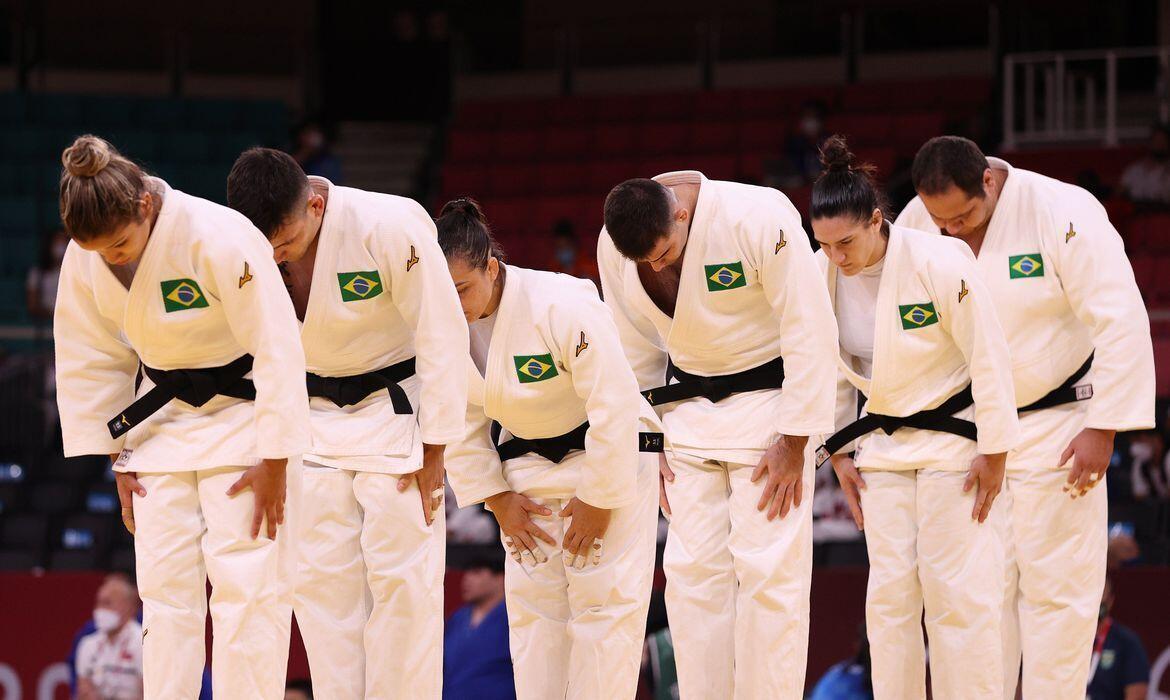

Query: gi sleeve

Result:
[550,287,641,509]
[445,361,509,507]
[54,247,140,457]
[596,230,669,392]
[931,241,1020,454]
[751,195,839,436]
[369,200,470,445]
[203,224,310,459]
[1045,191,1155,431]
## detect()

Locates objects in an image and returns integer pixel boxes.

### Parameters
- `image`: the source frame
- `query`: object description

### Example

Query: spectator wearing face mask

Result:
[292,120,344,184]
[1119,123,1170,206]
[26,227,69,322]
[75,575,144,700]
[548,219,599,284]
[1087,577,1150,700]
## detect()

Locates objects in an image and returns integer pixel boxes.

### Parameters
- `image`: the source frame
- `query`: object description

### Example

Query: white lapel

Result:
[300,178,341,336]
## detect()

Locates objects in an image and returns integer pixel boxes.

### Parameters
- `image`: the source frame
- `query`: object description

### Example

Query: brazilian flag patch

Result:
[160,279,209,313]
[704,261,747,291]
[514,354,559,383]
[337,271,383,302]
[1008,253,1044,279]
[899,302,938,330]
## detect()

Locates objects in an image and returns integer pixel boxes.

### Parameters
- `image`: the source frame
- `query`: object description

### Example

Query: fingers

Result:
[793,474,804,510]
[1060,443,1076,472]
[415,474,434,527]
[658,453,674,483]
[979,486,997,523]
[559,500,575,518]
[971,474,998,523]
[226,472,253,497]
[528,520,557,546]
[756,474,778,512]
[659,476,672,518]
[963,468,977,494]
[266,499,279,540]
[768,481,794,521]
[120,507,135,535]
[521,498,553,517]
[397,475,411,493]
[120,473,147,499]
[751,457,767,484]
[251,494,264,539]
[842,482,864,530]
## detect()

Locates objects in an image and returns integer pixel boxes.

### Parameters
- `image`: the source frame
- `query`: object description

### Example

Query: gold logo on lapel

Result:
[958,279,969,303]
[575,331,589,357]
[1065,222,1077,243]
[238,262,253,289]
[775,230,787,254]
[406,245,420,271]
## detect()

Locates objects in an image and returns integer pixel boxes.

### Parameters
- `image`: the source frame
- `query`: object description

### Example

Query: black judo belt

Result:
[1018,353,1094,413]
[306,357,416,414]
[640,355,785,407]
[107,354,256,438]
[491,421,664,464]
[815,386,977,468]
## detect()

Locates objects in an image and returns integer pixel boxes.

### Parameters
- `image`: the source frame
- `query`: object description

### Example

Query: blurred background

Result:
[0,0,1169,698]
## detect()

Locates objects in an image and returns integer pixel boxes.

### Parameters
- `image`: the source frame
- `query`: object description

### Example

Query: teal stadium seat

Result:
[0,237,38,275]
[0,163,39,196]
[27,94,84,127]
[104,130,161,162]
[0,93,26,125]
[135,98,185,130]
[82,96,136,128]
[241,100,289,134]
[160,131,211,163]
[215,131,267,161]
[0,128,44,160]
[0,197,38,235]
[186,99,241,130]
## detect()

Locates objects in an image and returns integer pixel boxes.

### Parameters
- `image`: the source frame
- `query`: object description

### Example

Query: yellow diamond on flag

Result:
[709,266,742,288]
[521,358,552,380]
[167,282,202,307]
[343,274,378,298]
[1011,256,1040,277]
[902,305,934,326]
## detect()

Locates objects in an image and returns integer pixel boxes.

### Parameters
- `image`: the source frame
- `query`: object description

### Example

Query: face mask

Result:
[800,117,822,138]
[555,248,576,268]
[52,242,68,260]
[93,607,122,632]
[1130,442,1153,461]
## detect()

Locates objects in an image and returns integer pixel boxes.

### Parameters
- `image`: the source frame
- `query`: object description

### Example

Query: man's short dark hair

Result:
[603,178,673,260]
[910,136,991,199]
[226,147,309,237]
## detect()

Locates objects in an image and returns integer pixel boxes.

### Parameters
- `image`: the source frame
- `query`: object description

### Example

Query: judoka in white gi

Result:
[437,199,659,700]
[227,148,468,700]
[54,136,310,699]
[812,137,1021,700]
[896,136,1155,699]
[598,172,839,699]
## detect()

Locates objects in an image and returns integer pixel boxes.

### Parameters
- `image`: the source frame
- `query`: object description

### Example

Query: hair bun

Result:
[819,135,856,173]
[62,135,114,178]
[439,197,487,223]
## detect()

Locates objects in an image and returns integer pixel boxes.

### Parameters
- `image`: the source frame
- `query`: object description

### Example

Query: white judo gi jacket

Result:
[819,224,1020,471]
[446,265,660,510]
[55,179,310,471]
[298,178,468,472]
[896,158,1155,468]
[597,170,838,454]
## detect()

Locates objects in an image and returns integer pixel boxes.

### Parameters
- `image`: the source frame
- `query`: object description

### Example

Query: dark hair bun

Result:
[819,135,856,173]
[439,197,487,223]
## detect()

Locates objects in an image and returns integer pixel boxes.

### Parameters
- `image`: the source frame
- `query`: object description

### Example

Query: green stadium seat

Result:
[0,163,39,196]
[241,100,289,132]
[0,128,44,160]
[136,98,185,130]
[0,237,38,274]
[39,197,62,230]
[160,131,211,163]
[28,93,83,126]
[82,95,136,127]
[0,93,26,125]
[186,99,241,130]
[215,131,268,161]
[104,130,161,162]
[0,197,38,235]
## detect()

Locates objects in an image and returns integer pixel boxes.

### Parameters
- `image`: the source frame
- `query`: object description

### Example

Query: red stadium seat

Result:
[853,146,898,178]
[690,155,739,180]
[890,112,947,151]
[1124,213,1170,255]
[493,129,543,162]
[541,126,592,160]
[639,121,691,155]
[546,96,592,125]
[694,90,742,121]
[477,198,527,238]
[641,92,696,122]
[441,165,489,201]
[594,124,639,157]
[824,114,893,147]
[738,152,767,183]
[454,101,502,129]
[494,98,552,128]
[587,94,644,123]
[1155,338,1170,395]
[587,159,642,194]
[739,119,787,153]
[447,130,493,163]
[1130,256,1154,302]
[690,122,739,153]
[488,164,539,198]
[535,161,587,196]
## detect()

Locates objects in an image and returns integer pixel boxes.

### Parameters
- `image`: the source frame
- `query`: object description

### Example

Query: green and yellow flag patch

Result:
[514,354,559,383]
[337,271,383,302]
[705,261,746,291]
[899,302,938,330]
[1008,253,1044,279]
[161,279,209,313]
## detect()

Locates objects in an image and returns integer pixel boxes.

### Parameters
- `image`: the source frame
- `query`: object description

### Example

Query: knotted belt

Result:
[640,355,785,406]
[107,354,256,438]
[306,357,415,414]
[491,421,664,463]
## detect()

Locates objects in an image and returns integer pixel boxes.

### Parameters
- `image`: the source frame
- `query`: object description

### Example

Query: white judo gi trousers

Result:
[504,452,658,700]
[133,460,302,700]
[662,449,816,700]
[295,462,446,700]
[859,469,1005,700]
[999,468,1107,700]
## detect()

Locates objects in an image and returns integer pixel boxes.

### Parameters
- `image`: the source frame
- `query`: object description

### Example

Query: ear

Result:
[308,192,326,217]
[983,168,995,190]
[486,255,499,279]
[871,207,884,228]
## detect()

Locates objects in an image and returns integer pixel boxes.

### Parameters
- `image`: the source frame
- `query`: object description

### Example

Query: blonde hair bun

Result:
[62,135,114,178]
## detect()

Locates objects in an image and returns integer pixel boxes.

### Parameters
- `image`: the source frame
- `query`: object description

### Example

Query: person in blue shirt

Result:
[809,625,873,700]
[1087,577,1150,700]
[444,552,515,700]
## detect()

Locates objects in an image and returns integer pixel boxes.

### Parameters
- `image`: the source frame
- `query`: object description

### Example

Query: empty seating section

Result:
[0,92,289,324]
[440,79,990,268]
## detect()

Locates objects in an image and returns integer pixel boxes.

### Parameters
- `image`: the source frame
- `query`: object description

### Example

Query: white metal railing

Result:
[1003,46,1170,149]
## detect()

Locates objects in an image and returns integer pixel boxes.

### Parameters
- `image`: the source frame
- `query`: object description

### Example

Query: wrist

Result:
[780,434,809,451]
[484,491,511,509]
[423,442,446,455]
